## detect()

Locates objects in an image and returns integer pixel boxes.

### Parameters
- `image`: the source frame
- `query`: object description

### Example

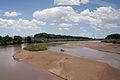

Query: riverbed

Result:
[0,41,120,80]
[49,41,120,69]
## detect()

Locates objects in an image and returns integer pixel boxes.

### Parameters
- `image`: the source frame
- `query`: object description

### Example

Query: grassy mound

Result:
[24,44,47,51]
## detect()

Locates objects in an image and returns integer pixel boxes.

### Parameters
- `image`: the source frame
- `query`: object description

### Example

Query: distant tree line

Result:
[0,33,93,46]
[101,34,120,44]
[0,35,23,46]
[33,33,93,43]
[105,34,120,39]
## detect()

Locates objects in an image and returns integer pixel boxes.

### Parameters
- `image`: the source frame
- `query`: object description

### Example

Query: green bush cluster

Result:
[0,35,24,46]
[105,34,120,39]
[24,44,47,51]
[102,34,120,44]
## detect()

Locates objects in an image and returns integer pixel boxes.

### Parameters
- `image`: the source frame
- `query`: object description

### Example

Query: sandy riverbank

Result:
[60,42,120,54]
[13,49,120,80]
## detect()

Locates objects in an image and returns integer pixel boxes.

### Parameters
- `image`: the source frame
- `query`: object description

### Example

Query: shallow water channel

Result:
[49,41,120,69]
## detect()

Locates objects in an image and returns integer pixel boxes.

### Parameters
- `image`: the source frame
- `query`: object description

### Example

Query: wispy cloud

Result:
[3,11,22,17]
[0,10,4,16]
[58,27,70,30]
[54,0,117,8]
[0,10,3,12]
[90,0,117,8]
[54,0,89,5]
[0,10,22,17]
[58,23,73,30]
[58,23,73,27]
[54,0,80,5]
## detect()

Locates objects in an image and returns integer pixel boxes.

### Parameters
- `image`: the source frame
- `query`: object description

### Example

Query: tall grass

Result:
[24,44,47,51]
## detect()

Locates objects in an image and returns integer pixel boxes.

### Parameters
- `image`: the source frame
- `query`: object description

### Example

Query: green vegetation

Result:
[13,36,23,44]
[105,34,120,39]
[0,33,94,46]
[0,35,24,45]
[34,33,93,42]
[24,44,47,51]
[101,40,120,44]
[0,35,13,45]
[26,36,34,43]
[101,34,120,44]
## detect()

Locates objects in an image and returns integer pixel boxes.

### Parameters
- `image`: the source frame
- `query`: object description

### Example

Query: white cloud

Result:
[33,6,120,31]
[31,19,46,25]
[58,27,69,30]
[0,18,46,31]
[3,11,22,17]
[54,0,89,5]
[49,23,55,26]
[79,32,91,37]
[64,27,69,30]
[54,0,80,5]
[81,0,89,4]
[72,6,120,30]
[58,23,74,30]
[58,23,73,27]
[33,6,78,22]
[79,6,120,30]
[58,27,62,30]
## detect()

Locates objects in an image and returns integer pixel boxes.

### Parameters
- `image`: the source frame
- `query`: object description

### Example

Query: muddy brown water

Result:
[0,43,63,80]
[49,41,120,69]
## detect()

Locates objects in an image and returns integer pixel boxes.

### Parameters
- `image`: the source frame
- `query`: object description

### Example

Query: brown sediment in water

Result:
[60,42,120,54]
[14,49,120,80]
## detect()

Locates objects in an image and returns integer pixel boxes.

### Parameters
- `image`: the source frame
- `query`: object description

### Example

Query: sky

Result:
[0,0,120,38]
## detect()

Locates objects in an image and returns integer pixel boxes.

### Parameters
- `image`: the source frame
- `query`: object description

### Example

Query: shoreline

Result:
[13,44,120,80]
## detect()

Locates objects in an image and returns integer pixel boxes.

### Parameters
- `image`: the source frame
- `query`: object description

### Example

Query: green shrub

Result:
[24,44,47,51]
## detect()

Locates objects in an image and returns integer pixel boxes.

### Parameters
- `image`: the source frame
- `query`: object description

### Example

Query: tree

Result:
[2,35,13,45]
[34,33,50,38]
[26,36,34,43]
[0,36,4,45]
[105,34,120,39]
[13,36,23,44]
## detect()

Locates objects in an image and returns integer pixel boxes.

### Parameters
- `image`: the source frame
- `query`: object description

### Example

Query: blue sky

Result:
[0,0,120,38]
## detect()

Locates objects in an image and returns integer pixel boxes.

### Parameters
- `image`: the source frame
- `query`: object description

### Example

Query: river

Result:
[0,43,63,80]
[0,41,120,80]
[49,41,120,69]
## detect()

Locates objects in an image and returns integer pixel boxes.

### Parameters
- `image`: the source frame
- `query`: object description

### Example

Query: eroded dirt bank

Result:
[13,50,120,80]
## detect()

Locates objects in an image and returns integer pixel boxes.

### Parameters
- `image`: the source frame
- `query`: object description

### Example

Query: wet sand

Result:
[14,49,120,80]
[60,42,120,54]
